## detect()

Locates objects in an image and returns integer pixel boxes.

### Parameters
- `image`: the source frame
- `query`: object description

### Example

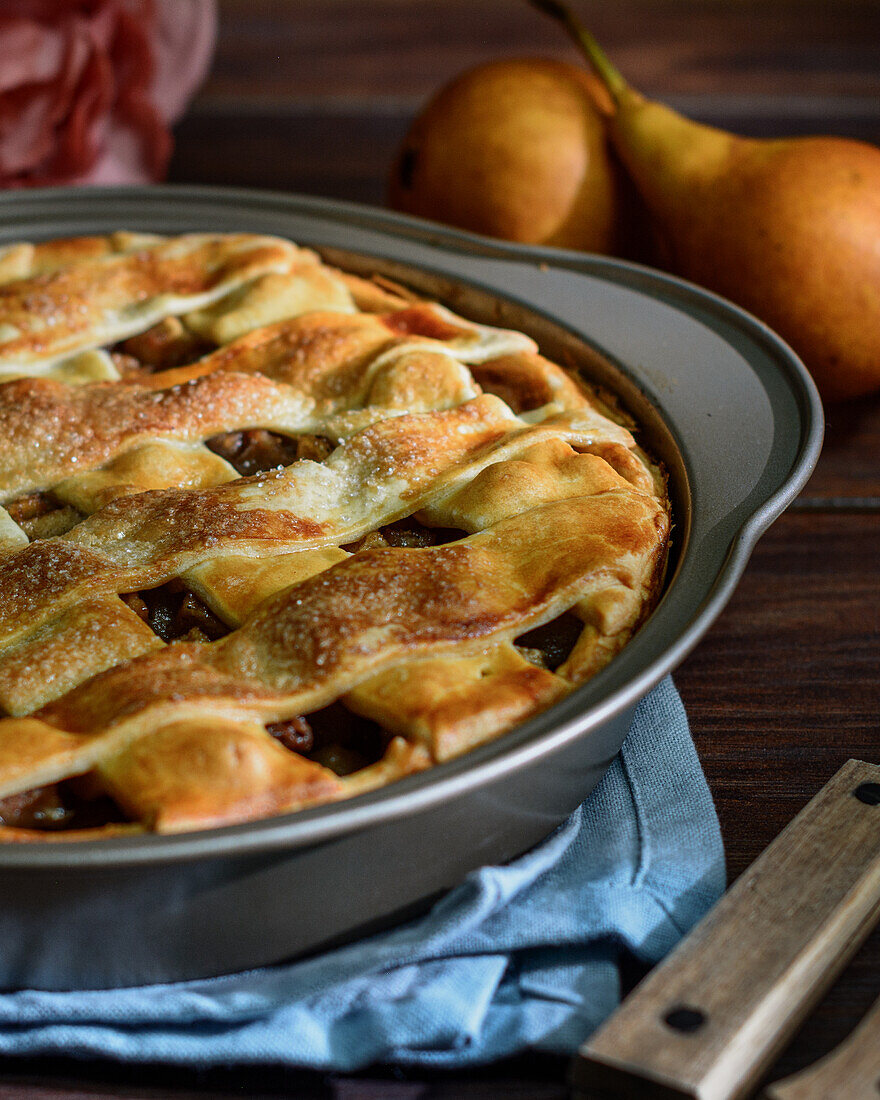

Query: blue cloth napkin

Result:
[0,676,723,1070]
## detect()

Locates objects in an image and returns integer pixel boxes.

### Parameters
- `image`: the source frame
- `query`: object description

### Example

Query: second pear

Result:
[612,94,880,402]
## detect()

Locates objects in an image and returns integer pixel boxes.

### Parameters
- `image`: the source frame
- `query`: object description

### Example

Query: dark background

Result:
[173,0,880,199]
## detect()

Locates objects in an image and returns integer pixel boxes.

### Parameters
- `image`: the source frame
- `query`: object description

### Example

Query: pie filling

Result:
[514,612,584,670]
[112,319,214,374]
[282,703,389,776]
[342,517,467,552]
[120,582,229,643]
[205,430,335,476]
[0,779,128,832]
[0,230,670,840]
[6,492,84,540]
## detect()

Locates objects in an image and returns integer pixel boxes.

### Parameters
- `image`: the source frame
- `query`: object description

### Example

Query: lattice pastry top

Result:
[0,231,669,841]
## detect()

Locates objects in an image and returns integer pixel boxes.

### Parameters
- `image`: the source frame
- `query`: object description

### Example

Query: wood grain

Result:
[207,0,880,102]
[575,760,880,1099]
[678,512,880,1084]
[797,394,880,501]
[678,513,880,881]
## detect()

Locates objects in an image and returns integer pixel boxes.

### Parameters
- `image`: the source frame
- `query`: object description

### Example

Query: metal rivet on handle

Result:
[663,1006,706,1033]
[853,783,880,806]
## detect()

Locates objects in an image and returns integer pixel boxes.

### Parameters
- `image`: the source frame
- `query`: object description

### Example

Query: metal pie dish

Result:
[0,186,822,990]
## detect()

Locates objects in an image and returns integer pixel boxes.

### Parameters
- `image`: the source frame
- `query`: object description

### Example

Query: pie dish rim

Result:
[0,185,823,869]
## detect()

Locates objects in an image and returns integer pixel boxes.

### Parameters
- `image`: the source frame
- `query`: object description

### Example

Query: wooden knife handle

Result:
[762,991,880,1099]
[572,759,880,1100]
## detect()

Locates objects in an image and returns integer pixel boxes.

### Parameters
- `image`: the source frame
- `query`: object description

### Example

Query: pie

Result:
[0,231,669,841]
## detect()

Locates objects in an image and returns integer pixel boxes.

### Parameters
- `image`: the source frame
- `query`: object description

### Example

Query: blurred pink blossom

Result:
[0,0,216,187]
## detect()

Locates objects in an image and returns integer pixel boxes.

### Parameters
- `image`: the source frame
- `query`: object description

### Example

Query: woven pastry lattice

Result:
[0,233,669,839]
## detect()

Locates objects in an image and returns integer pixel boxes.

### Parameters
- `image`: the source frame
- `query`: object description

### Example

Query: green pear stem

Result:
[526,0,630,103]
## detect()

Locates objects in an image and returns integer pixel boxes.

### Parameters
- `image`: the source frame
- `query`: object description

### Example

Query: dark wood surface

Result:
[2,2,879,1096]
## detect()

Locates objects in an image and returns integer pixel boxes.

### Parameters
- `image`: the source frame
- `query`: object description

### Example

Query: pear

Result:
[388,58,625,254]
[532,0,880,402]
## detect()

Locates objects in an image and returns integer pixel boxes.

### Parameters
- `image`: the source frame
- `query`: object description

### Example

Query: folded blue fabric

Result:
[0,676,724,1070]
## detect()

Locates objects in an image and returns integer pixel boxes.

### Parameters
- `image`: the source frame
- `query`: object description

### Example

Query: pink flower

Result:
[0,0,216,187]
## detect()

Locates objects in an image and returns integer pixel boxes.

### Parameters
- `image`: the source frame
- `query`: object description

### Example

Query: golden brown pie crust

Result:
[0,232,669,840]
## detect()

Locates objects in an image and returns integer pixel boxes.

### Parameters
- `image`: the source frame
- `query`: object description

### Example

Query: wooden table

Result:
[2,2,878,1096]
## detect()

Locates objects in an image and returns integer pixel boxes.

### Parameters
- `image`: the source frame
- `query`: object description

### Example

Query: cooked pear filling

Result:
[6,492,84,541]
[343,517,467,552]
[266,716,315,755]
[0,779,128,832]
[304,704,389,776]
[266,707,389,776]
[121,582,230,643]
[515,612,584,671]
[206,429,335,475]
[113,318,214,373]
